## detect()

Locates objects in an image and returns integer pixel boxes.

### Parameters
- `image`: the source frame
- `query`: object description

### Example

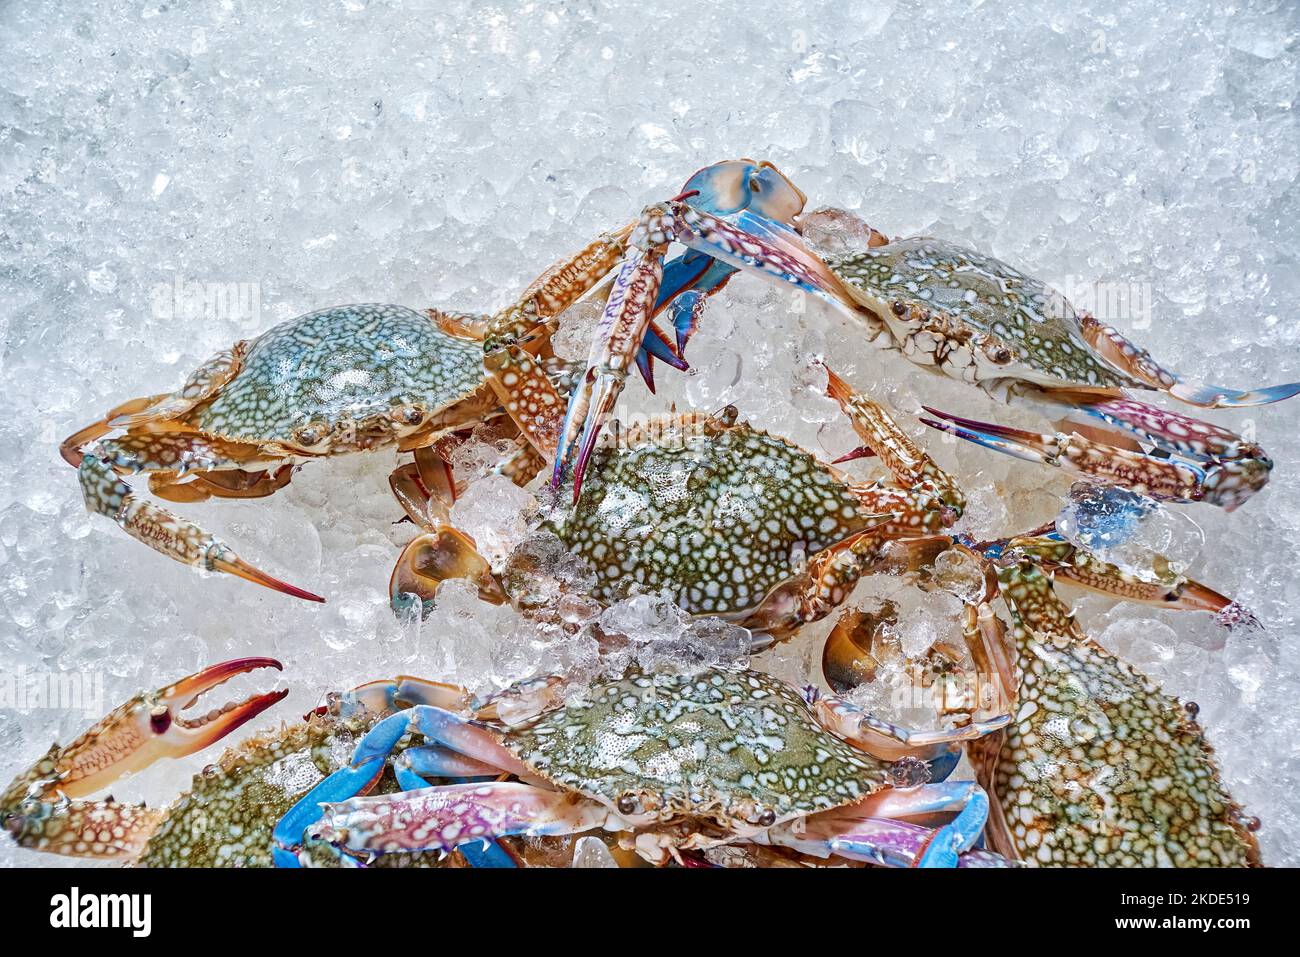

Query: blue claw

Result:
[925,747,962,784]
[273,704,516,868]
[395,745,497,783]
[272,752,389,867]
[666,288,709,355]
[634,323,689,392]
[916,784,990,868]
[679,208,852,312]
[1171,379,1300,408]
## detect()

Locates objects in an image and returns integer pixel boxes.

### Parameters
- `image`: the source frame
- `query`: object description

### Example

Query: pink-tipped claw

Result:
[210,553,325,603]
[831,446,878,465]
[567,371,624,503]
[162,657,288,751]
[50,657,288,800]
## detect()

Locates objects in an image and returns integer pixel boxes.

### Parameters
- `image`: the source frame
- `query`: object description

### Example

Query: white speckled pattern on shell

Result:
[195,304,485,443]
[507,668,893,826]
[825,237,1132,389]
[994,562,1259,868]
[545,423,880,617]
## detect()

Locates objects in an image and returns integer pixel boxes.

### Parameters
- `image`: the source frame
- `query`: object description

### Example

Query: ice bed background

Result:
[2,0,1298,866]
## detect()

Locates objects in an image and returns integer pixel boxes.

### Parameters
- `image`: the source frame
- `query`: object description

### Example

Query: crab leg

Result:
[380,694,518,868]
[478,226,635,460]
[389,446,458,531]
[273,701,536,867]
[1077,313,1300,409]
[996,531,1258,629]
[2,658,285,861]
[919,406,1266,510]
[767,783,1010,868]
[310,781,612,861]
[77,451,323,602]
[553,202,849,499]
[814,691,1011,768]
[822,363,964,523]
[117,345,250,425]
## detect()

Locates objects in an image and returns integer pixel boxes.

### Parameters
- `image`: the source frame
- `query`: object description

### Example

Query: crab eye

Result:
[756,808,777,827]
[616,792,640,815]
[149,705,172,734]
[981,339,1014,365]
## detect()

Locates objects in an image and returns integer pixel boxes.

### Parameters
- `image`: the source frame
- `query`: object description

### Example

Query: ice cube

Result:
[1056,482,1204,580]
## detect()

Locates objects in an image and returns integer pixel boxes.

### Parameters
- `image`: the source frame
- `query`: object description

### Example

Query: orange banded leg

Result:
[821,364,964,524]
[1078,313,1300,408]
[77,443,322,603]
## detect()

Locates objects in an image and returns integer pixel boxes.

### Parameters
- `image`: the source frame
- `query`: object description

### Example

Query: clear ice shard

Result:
[1055,482,1204,580]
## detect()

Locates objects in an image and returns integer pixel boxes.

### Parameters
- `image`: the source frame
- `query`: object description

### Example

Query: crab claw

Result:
[553,365,625,502]
[1170,380,1300,409]
[59,658,286,800]
[831,446,878,465]
[207,549,326,603]
[157,658,287,751]
[920,408,1060,466]
[78,453,324,602]
[919,406,1244,506]
[1002,532,1263,631]
[685,206,856,311]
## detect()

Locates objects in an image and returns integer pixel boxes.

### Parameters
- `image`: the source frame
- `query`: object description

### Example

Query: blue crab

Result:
[62,160,814,601]
[0,657,557,867]
[61,224,640,601]
[392,365,961,643]
[823,535,1263,867]
[1,658,288,864]
[275,665,1010,868]
[553,162,1299,511]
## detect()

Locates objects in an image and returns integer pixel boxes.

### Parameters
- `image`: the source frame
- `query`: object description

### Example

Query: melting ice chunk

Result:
[598,593,753,674]
[448,475,536,569]
[571,836,619,868]
[800,206,885,257]
[1055,482,1204,580]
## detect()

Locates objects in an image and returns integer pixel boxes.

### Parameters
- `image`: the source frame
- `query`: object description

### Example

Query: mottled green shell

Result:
[545,422,877,617]
[998,615,1260,868]
[136,717,358,867]
[194,304,484,442]
[825,238,1129,389]
[506,668,892,826]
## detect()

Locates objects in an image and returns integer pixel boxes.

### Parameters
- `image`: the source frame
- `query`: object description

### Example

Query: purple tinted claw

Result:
[553,367,624,501]
[677,206,856,315]
[634,323,689,393]
[920,406,1220,504]
[920,407,1058,466]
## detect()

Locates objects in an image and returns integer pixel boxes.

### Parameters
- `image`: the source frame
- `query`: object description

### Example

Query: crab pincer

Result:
[2,658,286,861]
[919,404,1273,511]
[550,161,837,499]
